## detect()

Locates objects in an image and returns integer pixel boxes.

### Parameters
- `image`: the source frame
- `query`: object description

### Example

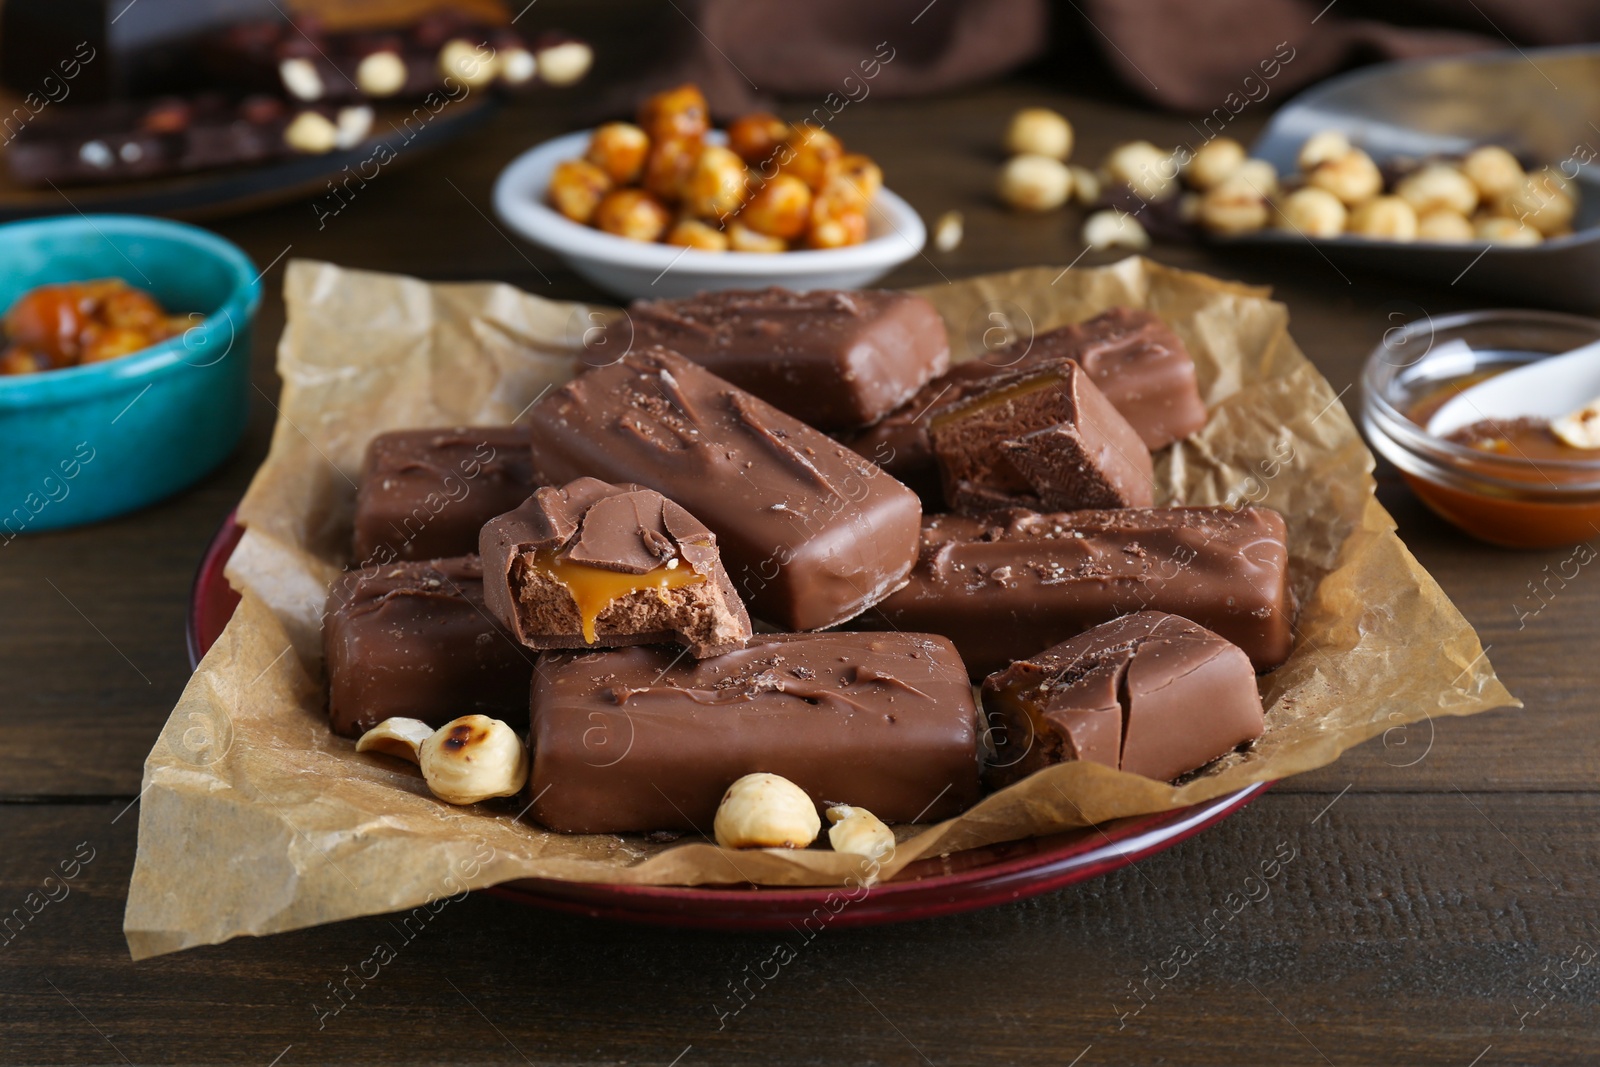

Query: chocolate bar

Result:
[526,633,981,834]
[926,358,1154,513]
[588,288,950,431]
[983,611,1265,786]
[323,556,532,738]
[853,506,1294,676]
[481,477,751,657]
[525,346,922,631]
[351,426,536,565]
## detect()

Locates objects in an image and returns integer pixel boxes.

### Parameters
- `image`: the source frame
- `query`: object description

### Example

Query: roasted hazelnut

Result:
[1463,146,1525,201]
[727,221,789,252]
[825,805,895,860]
[0,347,49,375]
[283,110,338,153]
[1552,399,1600,449]
[1496,168,1575,236]
[739,174,813,239]
[728,112,791,169]
[594,188,672,242]
[355,50,406,97]
[1105,140,1177,200]
[642,135,702,203]
[418,715,528,805]
[805,206,868,249]
[1276,187,1346,237]
[1004,107,1073,161]
[683,143,750,220]
[1474,215,1542,245]
[637,82,709,142]
[547,158,613,224]
[1199,172,1271,235]
[278,56,324,102]
[1416,209,1474,242]
[585,122,650,185]
[1395,163,1478,217]
[1307,148,1382,206]
[1081,209,1150,250]
[665,218,730,251]
[714,773,820,849]
[1228,159,1279,198]
[355,717,434,763]
[1348,196,1418,240]
[81,327,152,364]
[533,38,593,87]
[1067,164,1101,206]
[833,154,883,204]
[1183,137,1245,190]
[997,154,1072,211]
[1297,130,1351,172]
[778,124,845,191]
[438,38,497,89]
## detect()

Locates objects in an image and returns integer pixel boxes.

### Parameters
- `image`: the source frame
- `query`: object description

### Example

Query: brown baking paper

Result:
[124,258,1515,959]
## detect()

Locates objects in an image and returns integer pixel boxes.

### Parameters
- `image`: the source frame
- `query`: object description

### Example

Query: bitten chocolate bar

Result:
[526,632,982,834]
[351,426,537,565]
[589,288,950,431]
[323,556,532,738]
[480,477,750,658]
[983,611,1265,786]
[526,346,922,631]
[854,506,1294,676]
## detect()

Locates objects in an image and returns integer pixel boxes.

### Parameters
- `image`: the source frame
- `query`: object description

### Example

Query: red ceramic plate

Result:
[188,511,1270,929]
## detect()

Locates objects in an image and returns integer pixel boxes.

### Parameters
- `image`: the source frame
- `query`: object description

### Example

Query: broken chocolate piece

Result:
[926,358,1154,513]
[983,611,1265,786]
[526,632,981,834]
[323,556,532,738]
[526,346,922,631]
[588,288,950,431]
[480,477,751,657]
[351,426,537,565]
[853,506,1294,676]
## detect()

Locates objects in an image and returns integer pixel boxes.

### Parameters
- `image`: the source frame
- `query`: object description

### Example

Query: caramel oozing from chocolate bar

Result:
[926,369,1068,431]
[530,548,705,643]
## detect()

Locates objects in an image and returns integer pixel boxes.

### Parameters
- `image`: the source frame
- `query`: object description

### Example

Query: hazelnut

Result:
[683,143,750,220]
[642,136,701,203]
[1395,163,1478,217]
[1462,145,1525,200]
[1297,130,1352,172]
[1228,159,1279,198]
[355,717,434,763]
[355,50,406,97]
[728,221,789,252]
[283,110,338,154]
[1307,148,1382,206]
[833,154,883,204]
[438,39,497,89]
[547,158,613,224]
[1496,168,1575,236]
[1276,187,1346,237]
[278,56,324,102]
[825,805,896,860]
[1004,107,1074,161]
[728,112,791,169]
[585,122,651,185]
[1552,399,1600,449]
[1105,140,1177,200]
[805,206,868,249]
[637,83,709,142]
[1081,209,1150,250]
[1348,195,1418,240]
[714,773,820,849]
[497,45,538,87]
[418,715,528,805]
[665,218,729,251]
[933,210,964,252]
[1183,137,1245,190]
[739,175,813,239]
[779,125,845,191]
[1416,209,1474,242]
[594,188,672,242]
[334,105,372,150]
[1474,215,1541,245]
[534,39,593,87]
[1198,173,1270,235]
[998,154,1072,211]
[1067,165,1101,206]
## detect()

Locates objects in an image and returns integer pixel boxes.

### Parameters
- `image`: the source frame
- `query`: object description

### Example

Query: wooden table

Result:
[4,70,1597,1067]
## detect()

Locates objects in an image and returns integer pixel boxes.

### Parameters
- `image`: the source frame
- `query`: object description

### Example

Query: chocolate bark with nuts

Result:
[983,611,1265,787]
[352,426,537,565]
[526,632,981,834]
[525,346,922,631]
[480,477,751,658]
[323,556,531,738]
[589,288,950,431]
[927,358,1154,513]
[852,506,1294,677]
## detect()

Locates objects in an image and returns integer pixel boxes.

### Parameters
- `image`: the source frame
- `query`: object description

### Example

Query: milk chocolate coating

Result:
[527,632,981,834]
[352,426,537,565]
[984,611,1264,786]
[526,346,922,631]
[853,506,1294,676]
[927,358,1154,513]
[589,288,951,431]
[323,556,532,738]
[480,477,751,657]
[847,307,1205,502]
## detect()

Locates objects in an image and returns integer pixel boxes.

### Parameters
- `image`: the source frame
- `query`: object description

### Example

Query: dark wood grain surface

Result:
[3,55,1597,1067]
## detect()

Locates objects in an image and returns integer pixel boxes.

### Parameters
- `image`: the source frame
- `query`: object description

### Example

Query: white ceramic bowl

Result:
[492,129,926,301]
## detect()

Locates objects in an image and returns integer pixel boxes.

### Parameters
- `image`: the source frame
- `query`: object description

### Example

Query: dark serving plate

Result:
[188,510,1269,930]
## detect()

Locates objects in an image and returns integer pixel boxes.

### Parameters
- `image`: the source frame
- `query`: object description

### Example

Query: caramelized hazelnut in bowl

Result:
[492,84,924,300]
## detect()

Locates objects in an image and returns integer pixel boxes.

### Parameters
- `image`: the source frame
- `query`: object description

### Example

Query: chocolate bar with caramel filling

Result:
[853,506,1294,677]
[589,288,950,431]
[323,556,531,738]
[480,477,750,658]
[983,611,1265,787]
[526,632,981,834]
[525,346,922,631]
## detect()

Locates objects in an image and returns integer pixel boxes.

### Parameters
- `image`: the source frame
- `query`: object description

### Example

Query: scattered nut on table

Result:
[714,772,821,849]
[1082,209,1150,250]
[355,717,435,763]
[933,210,964,252]
[418,715,529,805]
[998,153,1073,211]
[1105,140,1176,200]
[1004,107,1074,161]
[825,804,896,859]
[1066,164,1101,206]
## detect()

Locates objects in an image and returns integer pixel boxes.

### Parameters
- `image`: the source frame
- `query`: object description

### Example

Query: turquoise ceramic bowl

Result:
[0,215,259,535]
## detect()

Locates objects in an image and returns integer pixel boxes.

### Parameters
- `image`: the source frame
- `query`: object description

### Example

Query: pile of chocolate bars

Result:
[326,287,1295,835]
